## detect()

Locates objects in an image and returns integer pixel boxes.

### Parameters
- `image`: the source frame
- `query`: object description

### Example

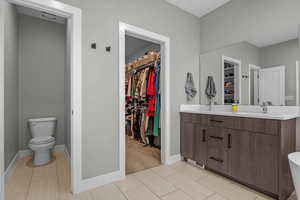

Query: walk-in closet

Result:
[125,35,161,174]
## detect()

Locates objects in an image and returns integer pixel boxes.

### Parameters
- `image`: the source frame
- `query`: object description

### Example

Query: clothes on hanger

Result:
[125,55,161,148]
[153,64,160,137]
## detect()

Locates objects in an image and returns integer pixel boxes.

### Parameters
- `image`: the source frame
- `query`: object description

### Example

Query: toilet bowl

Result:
[288,152,300,198]
[28,117,57,166]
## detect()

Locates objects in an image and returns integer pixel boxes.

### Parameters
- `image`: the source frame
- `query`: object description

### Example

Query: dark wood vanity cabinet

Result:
[180,113,296,200]
[194,124,207,165]
[207,127,228,174]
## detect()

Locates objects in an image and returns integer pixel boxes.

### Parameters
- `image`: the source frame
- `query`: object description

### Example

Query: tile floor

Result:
[5,152,296,200]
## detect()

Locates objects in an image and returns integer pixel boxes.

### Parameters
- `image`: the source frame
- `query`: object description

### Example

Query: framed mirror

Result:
[200,38,299,106]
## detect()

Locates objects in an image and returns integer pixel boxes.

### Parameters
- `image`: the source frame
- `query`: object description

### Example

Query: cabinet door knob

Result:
[209,136,224,140]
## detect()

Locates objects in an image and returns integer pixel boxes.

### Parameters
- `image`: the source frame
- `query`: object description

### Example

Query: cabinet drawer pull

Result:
[210,119,224,123]
[209,136,224,140]
[202,129,206,142]
[209,157,224,163]
[228,134,232,149]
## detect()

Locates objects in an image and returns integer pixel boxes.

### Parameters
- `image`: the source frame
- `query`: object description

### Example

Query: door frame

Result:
[296,61,299,106]
[119,22,171,177]
[0,0,82,197]
[248,64,261,105]
[221,56,242,104]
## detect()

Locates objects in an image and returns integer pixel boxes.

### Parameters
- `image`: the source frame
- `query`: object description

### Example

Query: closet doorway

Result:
[119,22,171,177]
[125,35,161,174]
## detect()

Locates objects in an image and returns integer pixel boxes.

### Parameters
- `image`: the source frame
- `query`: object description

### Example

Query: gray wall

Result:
[200,42,260,105]
[4,3,19,170]
[260,39,299,106]
[58,0,201,179]
[200,0,300,53]
[18,15,67,150]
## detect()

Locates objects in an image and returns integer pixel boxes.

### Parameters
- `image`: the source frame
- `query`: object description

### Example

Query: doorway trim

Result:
[248,64,261,105]
[221,55,242,104]
[296,61,299,106]
[0,0,82,198]
[119,22,171,177]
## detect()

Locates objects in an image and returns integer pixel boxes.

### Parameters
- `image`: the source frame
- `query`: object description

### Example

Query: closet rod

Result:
[126,60,160,74]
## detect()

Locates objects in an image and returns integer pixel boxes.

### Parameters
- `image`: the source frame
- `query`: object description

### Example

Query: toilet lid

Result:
[30,136,55,145]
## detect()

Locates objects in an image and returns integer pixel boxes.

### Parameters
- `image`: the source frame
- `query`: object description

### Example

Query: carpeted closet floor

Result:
[126,136,161,175]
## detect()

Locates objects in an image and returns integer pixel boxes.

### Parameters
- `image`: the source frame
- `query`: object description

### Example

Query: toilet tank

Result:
[28,117,57,138]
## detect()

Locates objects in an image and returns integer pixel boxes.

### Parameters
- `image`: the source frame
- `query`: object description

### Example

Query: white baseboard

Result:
[165,154,181,165]
[18,149,32,159]
[18,144,66,159]
[65,148,70,161]
[77,170,125,193]
[53,144,66,153]
[4,153,18,182]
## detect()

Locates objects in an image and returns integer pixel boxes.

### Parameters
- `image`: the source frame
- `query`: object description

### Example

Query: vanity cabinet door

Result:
[251,133,279,195]
[206,127,228,174]
[227,130,253,184]
[180,120,195,160]
[194,125,207,165]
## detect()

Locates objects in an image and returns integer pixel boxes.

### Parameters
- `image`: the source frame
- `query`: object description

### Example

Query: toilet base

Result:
[33,149,52,166]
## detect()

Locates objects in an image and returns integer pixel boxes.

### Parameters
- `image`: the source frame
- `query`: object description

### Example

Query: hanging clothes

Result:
[125,52,161,148]
[153,63,161,137]
[147,68,156,117]
[127,75,132,97]
[140,68,149,99]
[134,70,144,99]
[140,110,147,144]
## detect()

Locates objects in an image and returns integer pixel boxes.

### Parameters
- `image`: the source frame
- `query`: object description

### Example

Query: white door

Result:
[259,66,285,106]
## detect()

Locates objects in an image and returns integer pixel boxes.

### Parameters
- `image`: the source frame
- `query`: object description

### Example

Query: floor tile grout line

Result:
[133,172,178,199]
[25,156,34,200]
[55,153,63,199]
[113,183,130,200]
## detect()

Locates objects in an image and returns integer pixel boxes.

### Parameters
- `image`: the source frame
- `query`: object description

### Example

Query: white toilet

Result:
[28,117,57,166]
[289,152,300,198]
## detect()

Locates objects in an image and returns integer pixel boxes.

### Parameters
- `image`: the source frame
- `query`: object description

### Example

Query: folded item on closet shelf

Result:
[125,51,160,72]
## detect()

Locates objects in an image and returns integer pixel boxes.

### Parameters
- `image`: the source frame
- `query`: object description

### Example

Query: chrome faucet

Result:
[261,102,268,114]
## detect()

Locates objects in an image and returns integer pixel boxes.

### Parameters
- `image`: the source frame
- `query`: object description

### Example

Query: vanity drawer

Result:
[240,118,279,135]
[181,113,209,125]
[206,127,228,174]
[209,116,240,129]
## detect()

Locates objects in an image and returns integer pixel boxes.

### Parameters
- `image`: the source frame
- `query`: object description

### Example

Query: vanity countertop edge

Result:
[180,104,300,120]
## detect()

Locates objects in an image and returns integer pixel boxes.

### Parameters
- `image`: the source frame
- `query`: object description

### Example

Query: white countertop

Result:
[180,105,300,120]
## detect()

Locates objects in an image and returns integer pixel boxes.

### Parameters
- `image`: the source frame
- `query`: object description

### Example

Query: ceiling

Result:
[16,5,66,24]
[165,0,231,18]
[125,35,157,57]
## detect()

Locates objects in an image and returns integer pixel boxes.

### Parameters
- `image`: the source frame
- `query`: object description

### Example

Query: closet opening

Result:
[125,35,162,175]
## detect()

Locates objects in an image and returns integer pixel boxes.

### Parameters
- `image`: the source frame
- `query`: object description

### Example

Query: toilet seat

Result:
[289,152,300,199]
[29,136,55,145]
